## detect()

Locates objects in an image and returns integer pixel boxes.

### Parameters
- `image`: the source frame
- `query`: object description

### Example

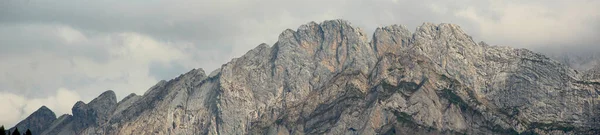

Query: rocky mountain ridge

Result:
[10,19,600,135]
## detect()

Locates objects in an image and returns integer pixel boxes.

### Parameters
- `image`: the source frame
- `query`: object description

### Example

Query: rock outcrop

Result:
[11,19,600,135]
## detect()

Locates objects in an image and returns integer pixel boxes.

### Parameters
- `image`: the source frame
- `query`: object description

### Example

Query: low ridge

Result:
[9,106,56,134]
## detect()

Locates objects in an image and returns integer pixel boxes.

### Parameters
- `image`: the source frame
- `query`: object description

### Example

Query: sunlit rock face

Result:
[13,20,600,135]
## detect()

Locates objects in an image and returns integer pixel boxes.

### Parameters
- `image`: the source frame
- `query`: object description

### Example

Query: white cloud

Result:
[66,31,205,98]
[454,0,600,47]
[0,88,80,127]
[58,26,87,44]
[0,24,214,127]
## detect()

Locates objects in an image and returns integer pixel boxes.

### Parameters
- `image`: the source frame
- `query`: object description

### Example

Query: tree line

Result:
[0,125,32,135]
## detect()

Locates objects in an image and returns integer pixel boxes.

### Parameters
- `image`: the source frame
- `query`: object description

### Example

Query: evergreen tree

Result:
[24,129,31,135]
[0,125,5,135]
[10,128,19,135]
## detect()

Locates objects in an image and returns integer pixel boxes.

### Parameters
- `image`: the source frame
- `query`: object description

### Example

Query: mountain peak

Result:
[121,93,139,102]
[321,19,353,27]
[38,106,51,113]
[91,90,117,103]
[70,90,118,131]
[414,22,470,41]
[10,106,56,134]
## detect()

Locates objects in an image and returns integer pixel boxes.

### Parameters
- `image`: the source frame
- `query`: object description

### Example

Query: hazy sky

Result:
[0,0,599,127]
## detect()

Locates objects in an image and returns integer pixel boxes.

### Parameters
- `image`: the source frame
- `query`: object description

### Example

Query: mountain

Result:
[11,19,600,135]
[8,106,56,134]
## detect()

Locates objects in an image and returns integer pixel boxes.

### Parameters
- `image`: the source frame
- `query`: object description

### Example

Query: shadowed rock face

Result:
[71,90,118,134]
[12,19,600,135]
[9,106,56,134]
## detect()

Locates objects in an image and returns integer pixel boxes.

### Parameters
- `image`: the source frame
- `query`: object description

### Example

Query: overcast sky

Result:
[1,0,599,127]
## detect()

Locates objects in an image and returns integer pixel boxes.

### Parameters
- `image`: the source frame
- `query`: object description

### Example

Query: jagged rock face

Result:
[372,24,412,56]
[13,19,600,135]
[216,20,379,135]
[9,106,56,134]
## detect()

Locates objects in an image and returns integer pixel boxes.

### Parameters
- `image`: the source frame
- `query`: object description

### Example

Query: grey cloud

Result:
[1,0,599,127]
[2,0,598,49]
[0,0,470,43]
[0,0,597,95]
[0,0,239,55]
[148,61,187,80]
[0,24,111,63]
[1,0,597,94]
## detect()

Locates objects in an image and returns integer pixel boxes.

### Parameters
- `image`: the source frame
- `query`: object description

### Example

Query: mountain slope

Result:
[12,19,600,135]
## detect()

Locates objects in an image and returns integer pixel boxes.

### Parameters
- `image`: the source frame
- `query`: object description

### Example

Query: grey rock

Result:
[9,106,56,134]
[72,90,117,134]
[12,19,600,135]
[372,24,412,56]
[42,114,74,135]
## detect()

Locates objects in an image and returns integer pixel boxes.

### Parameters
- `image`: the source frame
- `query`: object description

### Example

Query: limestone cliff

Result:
[12,20,600,135]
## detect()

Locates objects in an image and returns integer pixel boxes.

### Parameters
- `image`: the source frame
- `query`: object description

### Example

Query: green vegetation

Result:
[499,107,520,118]
[393,111,414,124]
[391,111,437,132]
[275,118,284,125]
[517,130,539,135]
[529,122,575,133]
[0,126,33,135]
[438,74,482,105]
[381,80,420,94]
[484,124,519,135]
[575,81,600,85]
[440,89,470,111]
[1,125,5,135]
[386,67,404,73]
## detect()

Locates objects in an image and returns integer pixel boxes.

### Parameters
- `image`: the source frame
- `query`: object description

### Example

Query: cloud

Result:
[0,88,80,128]
[0,24,224,126]
[0,0,598,127]
[454,0,600,48]
[0,23,111,63]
